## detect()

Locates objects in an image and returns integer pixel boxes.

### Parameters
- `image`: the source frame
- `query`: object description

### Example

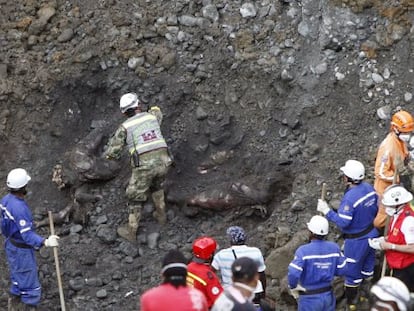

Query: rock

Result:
[127,57,145,70]
[69,277,85,291]
[0,64,7,79]
[377,105,391,120]
[96,289,108,299]
[70,224,83,234]
[312,62,328,75]
[97,225,118,244]
[202,4,219,23]
[265,229,309,279]
[371,73,384,84]
[404,92,412,102]
[240,3,257,18]
[57,28,74,42]
[196,106,208,120]
[147,232,160,249]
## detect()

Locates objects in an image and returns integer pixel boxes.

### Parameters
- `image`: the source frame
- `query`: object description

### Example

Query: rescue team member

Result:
[1,168,59,310]
[211,226,266,304]
[140,249,208,311]
[187,236,223,309]
[211,257,259,311]
[317,160,378,310]
[287,215,347,311]
[368,185,414,292]
[370,276,412,311]
[374,110,414,229]
[105,93,172,241]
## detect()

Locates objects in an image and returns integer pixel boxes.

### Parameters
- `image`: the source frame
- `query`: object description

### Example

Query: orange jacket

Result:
[373,132,409,228]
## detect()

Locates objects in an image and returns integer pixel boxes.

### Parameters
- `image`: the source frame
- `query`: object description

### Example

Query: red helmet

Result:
[192,237,217,260]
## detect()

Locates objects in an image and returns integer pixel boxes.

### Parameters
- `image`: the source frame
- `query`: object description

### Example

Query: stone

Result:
[202,4,219,23]
[240,3,257,18]
[57,28,74,42]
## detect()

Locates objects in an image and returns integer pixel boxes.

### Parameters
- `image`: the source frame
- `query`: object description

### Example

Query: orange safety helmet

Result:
[391,110,414,133]
[192,236,217,260]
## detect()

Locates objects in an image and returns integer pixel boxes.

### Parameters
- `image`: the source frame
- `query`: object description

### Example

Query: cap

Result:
[227,226,246,245]
[231,257,258,282]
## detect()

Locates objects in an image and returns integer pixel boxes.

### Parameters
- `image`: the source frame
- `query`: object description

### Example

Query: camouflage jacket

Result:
[104,107,164,160]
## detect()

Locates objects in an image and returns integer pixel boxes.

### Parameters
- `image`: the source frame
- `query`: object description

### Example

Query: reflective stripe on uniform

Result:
[187,272,207,286]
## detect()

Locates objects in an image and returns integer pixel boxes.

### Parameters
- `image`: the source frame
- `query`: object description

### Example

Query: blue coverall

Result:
[325,182,378,287]
[288,239,347,311]
[1,193,45,306]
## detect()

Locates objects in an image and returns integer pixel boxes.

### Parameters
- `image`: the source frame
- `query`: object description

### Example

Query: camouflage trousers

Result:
[126,148,171,203]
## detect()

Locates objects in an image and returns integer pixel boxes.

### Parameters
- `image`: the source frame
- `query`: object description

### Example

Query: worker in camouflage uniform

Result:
[105,93,172,242]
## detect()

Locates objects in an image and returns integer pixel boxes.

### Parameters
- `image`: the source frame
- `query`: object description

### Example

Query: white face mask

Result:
[385,207,397,216]
[399,133,411,143]
[233,282,257,301]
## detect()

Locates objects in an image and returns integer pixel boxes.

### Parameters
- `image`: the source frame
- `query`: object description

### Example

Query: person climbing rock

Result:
[105,93,172,242]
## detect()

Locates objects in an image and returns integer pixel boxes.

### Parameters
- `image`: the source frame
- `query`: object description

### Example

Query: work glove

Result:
[44,235,60,247]
[317,199,330,215]
[289,284,306,300]
[368,237,385,251]
[149,106,160,112]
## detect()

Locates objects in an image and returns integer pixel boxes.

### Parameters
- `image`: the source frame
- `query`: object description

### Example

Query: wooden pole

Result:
[321,183,327,201]
[48,211,66,311]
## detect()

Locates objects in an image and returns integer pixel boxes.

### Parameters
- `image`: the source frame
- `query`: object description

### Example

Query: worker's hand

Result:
[149,106,160,112]
[317,199,330,215]
[44,235,60,247]
[368,237,384,251]
[289,284,306,300]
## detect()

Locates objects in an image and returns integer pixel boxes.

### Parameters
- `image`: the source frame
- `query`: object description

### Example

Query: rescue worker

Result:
[105,93,172,242]
[211,257,259,311]
[211,226,266,305]
[317,160,379,310]
[368,185,414,292]
[0,168,60,310]
[287,215,347,311]
[374,110,414,229]
[187,236,224,309]
[140,249,208,311]
[370,276,412,311]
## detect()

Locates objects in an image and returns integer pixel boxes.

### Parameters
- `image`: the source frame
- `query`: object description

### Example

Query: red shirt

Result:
[187,262,223,308]
[386,204,414,269]
[140,283,208,311]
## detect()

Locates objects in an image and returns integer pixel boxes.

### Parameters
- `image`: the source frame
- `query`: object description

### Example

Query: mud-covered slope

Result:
[0,0,414,310]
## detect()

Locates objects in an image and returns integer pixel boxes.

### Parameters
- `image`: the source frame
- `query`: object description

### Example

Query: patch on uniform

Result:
[211,286,220,295]
[344,205,350,211]
[19,219,26,227]
[381,154,388,163]
[207,271,214,280]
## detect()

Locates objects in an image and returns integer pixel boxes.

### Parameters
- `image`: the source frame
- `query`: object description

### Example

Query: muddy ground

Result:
[1,0,414,310]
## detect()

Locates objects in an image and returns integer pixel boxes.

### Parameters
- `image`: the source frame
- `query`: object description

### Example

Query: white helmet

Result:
[307,215,329,236]
[340,160,365,181]
[382,185,413,206]
[7,168,31,189]
[370,277,410,311]
[119,93,139,113]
